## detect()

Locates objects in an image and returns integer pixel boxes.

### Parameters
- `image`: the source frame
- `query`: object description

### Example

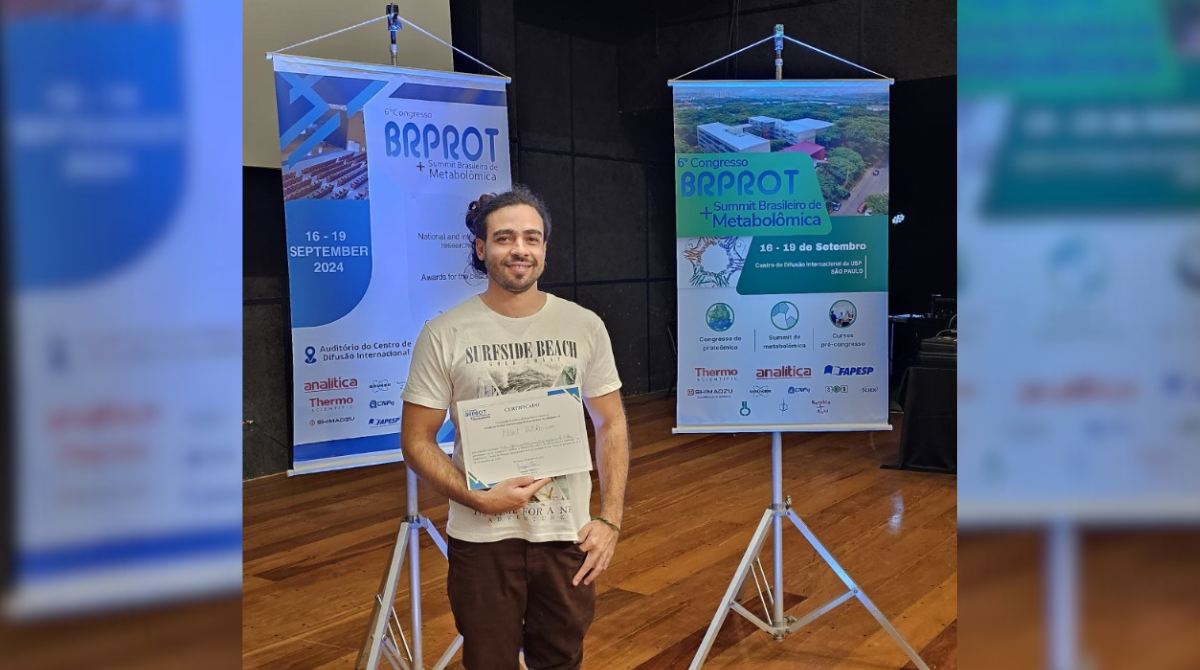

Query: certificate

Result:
[455,386,592,490]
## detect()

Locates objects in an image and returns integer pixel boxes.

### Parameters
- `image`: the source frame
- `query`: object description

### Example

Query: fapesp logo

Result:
[823,365,874,376]
[370,417,400,427]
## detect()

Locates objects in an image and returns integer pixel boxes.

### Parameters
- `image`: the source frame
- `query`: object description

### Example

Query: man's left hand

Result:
[573,520,620,586]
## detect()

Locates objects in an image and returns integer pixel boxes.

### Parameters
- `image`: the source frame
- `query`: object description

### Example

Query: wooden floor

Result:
[243,394,959,670]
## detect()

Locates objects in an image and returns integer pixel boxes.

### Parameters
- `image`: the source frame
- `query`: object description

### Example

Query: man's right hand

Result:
[469,476,553,514]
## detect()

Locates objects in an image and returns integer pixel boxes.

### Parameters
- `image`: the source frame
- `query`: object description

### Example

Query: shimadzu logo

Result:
[823,365,875,376]
[464,408,490,420]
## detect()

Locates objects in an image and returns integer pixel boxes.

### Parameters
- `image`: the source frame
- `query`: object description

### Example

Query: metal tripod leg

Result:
[689,431,931,670]
[785,509,930,670]
[356,468,464,670]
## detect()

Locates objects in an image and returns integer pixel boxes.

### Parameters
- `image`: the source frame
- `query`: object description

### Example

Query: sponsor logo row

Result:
[694,365,876,380]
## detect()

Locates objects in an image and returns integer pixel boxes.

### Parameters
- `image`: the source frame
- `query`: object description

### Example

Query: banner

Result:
[671,80,892,431]
[5,6,242,615]
[272,55,511,474]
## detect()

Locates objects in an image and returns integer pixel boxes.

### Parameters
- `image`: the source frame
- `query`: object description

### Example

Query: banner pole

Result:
[774,24,784,81]
[386,3,401,67]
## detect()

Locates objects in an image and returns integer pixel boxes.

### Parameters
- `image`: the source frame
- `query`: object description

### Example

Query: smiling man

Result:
[399,185,630,670]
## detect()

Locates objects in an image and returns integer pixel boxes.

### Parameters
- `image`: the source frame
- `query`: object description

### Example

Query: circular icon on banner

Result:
[770,301,799,330]
[304,346,317,364]
[706,303,735,332]
[829,300,857,328]
[739,401,751,416]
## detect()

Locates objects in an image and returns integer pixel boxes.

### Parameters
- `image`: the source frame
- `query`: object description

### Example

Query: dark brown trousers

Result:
[447,537,596,670]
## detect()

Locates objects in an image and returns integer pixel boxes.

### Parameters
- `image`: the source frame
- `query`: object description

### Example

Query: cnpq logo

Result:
[823,365,874,377]
[370,399,397,409]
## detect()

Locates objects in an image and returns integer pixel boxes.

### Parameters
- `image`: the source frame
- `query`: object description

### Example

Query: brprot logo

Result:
[370,379,392,393]
[310,396,354,410]
[695,367,738,380]
[826,385,849,393]
[756,365,811,379]
[786,386,811,394]
[370,399,397,409]
[370,417,400,427]
[464,408,490,420]
[749,385,772,397]
[823,365,874,376]
[305,377,359,393]
[687,388,733,398]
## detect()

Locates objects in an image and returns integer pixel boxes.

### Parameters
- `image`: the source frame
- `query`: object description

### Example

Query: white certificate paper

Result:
[455,386,592,490]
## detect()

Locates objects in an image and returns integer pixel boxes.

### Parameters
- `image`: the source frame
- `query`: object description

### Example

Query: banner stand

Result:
[267,8,510,668]
[674,26,928,670]
[355,468,462,670]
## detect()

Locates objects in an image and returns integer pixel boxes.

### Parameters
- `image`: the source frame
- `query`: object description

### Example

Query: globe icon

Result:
[770,301,799,330]
[705,303,734,331]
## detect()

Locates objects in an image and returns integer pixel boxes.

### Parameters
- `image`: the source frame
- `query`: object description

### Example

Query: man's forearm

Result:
[400,435,477,509]
[595,420,630,526]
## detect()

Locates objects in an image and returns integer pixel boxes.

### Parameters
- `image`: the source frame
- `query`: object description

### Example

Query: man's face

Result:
[476,204,547,294]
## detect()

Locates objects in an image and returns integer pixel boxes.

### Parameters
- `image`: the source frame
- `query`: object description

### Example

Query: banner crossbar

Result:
[266,11,510,80]
[668,30,890,82]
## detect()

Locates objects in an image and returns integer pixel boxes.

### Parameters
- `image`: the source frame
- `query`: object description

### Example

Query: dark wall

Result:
[243,0,956,476]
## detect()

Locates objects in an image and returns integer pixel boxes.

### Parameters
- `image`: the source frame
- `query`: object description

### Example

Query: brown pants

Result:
[447,537,596,670]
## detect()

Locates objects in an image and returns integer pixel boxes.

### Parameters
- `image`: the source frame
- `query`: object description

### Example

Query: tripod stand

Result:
[356,467,463,670]
[689,432,930,670]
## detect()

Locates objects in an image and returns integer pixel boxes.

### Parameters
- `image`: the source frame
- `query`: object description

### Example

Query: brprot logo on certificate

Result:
[455,386,593,490]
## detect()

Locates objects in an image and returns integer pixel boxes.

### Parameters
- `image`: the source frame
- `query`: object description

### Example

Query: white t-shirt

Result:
[401,293,622,542]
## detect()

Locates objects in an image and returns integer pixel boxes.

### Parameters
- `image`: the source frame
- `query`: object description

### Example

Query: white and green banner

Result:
[273,55,510,474]
[671,80,892,431]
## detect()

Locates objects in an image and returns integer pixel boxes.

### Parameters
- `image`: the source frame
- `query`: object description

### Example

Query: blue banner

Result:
[272,55,511,474]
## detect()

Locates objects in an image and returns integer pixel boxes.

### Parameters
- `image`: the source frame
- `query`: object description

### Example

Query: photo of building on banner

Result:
[672,80,891,430]
[273,55,511,474]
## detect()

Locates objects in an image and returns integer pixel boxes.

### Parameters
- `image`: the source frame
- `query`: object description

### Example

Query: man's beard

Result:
[487,255,542,293]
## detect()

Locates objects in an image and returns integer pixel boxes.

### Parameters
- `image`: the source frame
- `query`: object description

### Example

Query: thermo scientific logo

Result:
[756,365,811,379]
[310,396,354,410]
[823,365,874,377]
[305,377,359,393]
[695,367,738,380]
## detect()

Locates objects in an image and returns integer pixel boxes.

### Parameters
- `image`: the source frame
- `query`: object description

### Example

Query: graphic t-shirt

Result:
[401,293,622,542]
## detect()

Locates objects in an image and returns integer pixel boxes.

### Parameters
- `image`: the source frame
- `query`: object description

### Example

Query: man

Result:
[400,185,630,670]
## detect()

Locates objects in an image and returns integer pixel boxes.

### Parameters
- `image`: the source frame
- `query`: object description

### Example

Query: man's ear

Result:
[475,237,485,261]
